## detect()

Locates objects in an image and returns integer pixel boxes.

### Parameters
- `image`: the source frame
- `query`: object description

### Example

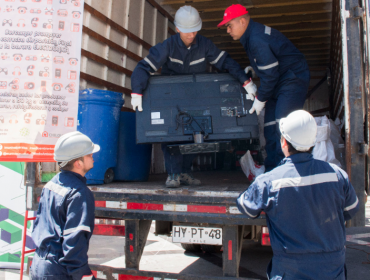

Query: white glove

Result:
[249,98,266,115]
[243,79,257,101]
[245,66,256,78]
[131,93,143,111]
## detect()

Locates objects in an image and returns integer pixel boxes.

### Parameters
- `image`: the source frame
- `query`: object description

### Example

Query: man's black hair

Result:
[59,157,84,171]
[282,136,314,155]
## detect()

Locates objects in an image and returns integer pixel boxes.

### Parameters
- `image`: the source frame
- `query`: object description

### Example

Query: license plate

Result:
[172,226,222,245]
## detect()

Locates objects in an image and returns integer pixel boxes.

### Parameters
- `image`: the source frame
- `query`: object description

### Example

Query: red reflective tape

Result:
[93,225,125,236]
[92,271,97,278]
[187,205,227,214]
[95,201,106,207]
[127,202,163,211]
[228,240,232,260]
[261,211,266,215]
[130,245,134,252]
[129,233,133,240]
[119,275,153,280]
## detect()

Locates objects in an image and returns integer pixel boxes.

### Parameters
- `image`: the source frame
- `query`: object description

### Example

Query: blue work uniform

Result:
[236,153,359,280]
[132,33,249,174]
[240,19,310,171]
[31,170,96,280]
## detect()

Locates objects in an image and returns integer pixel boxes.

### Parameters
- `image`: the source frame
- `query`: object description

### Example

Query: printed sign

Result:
[0,0,84,162]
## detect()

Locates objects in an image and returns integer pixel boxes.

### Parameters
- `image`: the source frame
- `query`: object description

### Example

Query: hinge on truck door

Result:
[358,142,368,155]
[350,6,364,19]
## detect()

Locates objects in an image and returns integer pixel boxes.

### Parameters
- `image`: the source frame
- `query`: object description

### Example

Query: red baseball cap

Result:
[217,4,248,28]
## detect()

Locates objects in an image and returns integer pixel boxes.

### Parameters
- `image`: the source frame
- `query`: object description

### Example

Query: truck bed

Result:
[89,170,265,225]
[89,170,250,198]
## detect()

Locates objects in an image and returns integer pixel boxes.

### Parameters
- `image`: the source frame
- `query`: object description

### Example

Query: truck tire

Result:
[201,245,222,253]
[181,243,201,252]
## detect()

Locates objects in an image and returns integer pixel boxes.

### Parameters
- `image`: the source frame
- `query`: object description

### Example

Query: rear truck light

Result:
[261,226,271,246]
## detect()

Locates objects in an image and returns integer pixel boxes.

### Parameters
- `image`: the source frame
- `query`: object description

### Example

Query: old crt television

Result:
[136,73,259,145]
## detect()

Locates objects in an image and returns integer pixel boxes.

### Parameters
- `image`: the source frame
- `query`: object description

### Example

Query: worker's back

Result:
[263,153,356,254]
[237,152,359,279]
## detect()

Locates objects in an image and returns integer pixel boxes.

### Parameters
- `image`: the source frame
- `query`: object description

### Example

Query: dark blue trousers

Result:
[267,249,346,280]
[31,250,71,280]
[264,69,310,172]
[161,143,196,174]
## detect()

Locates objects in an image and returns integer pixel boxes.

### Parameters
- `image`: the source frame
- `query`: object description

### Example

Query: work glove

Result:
[131,93,143,112]
[249,97,266,116]
[243,78,257,101]
[245,66,256,78]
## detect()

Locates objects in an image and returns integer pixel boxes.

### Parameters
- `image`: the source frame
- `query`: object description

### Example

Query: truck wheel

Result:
[104,168,114,184]
[181,243,201,252]
[201,245,222,253]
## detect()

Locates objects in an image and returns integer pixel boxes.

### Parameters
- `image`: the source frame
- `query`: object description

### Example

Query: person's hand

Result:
[131,93,143,111]
[245,66,256,78]
[249,97,266,115]
[243,79,257,101]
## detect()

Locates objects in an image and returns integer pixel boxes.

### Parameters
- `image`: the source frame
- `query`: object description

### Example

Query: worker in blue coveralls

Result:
[31,131,100,280]
[237,110,359,280]
[218,4,310,172]
[131,5,256,188]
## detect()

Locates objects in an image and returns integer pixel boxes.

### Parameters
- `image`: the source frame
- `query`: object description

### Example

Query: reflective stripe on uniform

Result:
[257,61,279,71]
[265,26,271,35]
[144,57,158,71]
[63,225,91,236]
[344,197,359,211]
[264,119,280,127]
[239,199,258,218]
[271,173,338,190]
[169,57,183,65]
[210,51,225,65]
[190,57,205,65]
[44,182,69,197]
[264,121,276,127]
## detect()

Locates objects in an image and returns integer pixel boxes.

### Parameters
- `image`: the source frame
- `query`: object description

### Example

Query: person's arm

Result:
[205,38,250,84]
[131,40,170,94]
[59,190,96,280]
[236,175,272,218]
[249,38,280,102]
[335,167,359,220]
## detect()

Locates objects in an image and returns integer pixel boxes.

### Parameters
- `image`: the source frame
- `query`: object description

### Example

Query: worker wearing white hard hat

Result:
[131,5,254,188]
[237,110,359,280]
[31,131,99,280]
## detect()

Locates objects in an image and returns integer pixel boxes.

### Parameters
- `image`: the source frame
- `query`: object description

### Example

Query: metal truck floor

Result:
[89,170,250,197]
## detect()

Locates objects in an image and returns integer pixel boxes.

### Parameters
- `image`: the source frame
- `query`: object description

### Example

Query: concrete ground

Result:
[1,197,369,279]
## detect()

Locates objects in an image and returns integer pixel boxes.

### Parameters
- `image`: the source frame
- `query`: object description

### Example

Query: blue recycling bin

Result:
[114,111,152,181]
[78,89,124,184]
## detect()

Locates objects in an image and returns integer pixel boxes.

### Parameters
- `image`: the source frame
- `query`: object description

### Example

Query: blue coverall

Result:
[132,33,249,174]
[237,153,359,280]
[31,170,96,280]
[240,19,310,171]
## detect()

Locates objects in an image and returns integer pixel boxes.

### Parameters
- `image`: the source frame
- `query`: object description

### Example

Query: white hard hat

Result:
[54,131,100,167]
[279,110,317,152]
[174,6,202,33]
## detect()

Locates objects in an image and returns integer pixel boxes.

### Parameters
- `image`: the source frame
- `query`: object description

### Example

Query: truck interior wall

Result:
[49,0,367,187]
[74,0,337,176]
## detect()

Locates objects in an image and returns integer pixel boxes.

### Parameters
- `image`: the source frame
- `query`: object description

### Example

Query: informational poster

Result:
[0,0,84,162]
[0,162,35,269]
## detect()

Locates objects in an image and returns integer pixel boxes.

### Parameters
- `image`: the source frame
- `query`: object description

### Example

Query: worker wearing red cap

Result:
[218,4,310,172]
